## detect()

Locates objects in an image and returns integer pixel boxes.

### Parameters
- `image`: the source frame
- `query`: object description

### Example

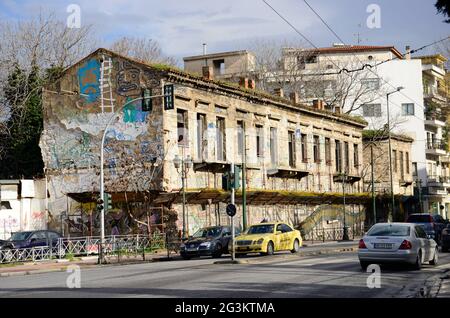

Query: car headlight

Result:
[200,242,211,247]
[252,238,264,244]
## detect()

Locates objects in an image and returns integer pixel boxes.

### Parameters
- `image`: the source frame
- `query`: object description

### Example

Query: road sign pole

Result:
[230,163,235,262]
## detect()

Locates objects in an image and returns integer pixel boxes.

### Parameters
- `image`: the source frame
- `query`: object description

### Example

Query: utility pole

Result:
[371,144,376,224]
[230,163,235,262]
[242,122,247,231]
[386,87,404,222]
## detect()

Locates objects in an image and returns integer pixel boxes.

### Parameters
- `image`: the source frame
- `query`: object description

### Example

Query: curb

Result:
[213,260,249,265]
[0,267,66,277]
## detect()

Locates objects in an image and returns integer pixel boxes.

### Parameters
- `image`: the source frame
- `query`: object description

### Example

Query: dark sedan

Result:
[0,230,62,250]
[442,224,450,252]
[180,226,240,260]
[406,214,446,245]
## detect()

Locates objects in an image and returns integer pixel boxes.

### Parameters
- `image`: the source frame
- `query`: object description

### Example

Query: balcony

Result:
[423,64,446,77]
[424,119,446,128]
[423,86,447,102]
[427,176,450,188]
[428,187,448,196]
[426,139,448,156]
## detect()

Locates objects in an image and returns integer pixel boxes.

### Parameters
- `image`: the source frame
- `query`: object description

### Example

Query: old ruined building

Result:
[40,48,372,238]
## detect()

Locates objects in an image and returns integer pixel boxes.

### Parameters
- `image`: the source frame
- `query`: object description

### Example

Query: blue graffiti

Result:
[78,59,101,103]
[123,97,148,123]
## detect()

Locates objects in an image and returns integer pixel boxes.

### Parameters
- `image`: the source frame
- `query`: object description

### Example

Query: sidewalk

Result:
[435,270,450,298]
[0,240,358,277]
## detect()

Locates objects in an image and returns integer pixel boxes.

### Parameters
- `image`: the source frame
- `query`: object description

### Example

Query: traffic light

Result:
[104,193,112,211]
[96,198,104,212]
[233,166,241,189]
[142,88,152,112]
[163,84,174,110]
[222,172,231,191]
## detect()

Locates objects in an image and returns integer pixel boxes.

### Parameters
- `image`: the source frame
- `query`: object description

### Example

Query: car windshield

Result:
[192,227,222,238]
[247,225,274,234]
[9,232,33,241]
[407,215,432,223]
[367,225,410,237]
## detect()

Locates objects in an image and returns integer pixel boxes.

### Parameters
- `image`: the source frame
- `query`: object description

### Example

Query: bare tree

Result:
[109,36,176,66]
[0,11,96,164]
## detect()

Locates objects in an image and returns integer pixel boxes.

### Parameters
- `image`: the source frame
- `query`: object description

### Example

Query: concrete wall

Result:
[0,180,47,239]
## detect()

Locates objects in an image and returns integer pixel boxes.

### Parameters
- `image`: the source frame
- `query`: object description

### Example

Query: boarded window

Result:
[325,138,331,165]
[313,135,320,163]
[256,125,264,158]
[197,113,207,160]
[216,117,226,161]
[301,134,308,163]
[270,127,278,165]
[288,131,296,168]
[177,109,188,146]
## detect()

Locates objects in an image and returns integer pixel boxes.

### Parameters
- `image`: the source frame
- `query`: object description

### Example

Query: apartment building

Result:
[415,54,450,217]
[40,48,368,236]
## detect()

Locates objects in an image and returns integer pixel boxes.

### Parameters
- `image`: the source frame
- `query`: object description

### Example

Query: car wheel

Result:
[360,261,369,270]
[291,239,300,253]
[265,241,274,256]
[212,244,222,258]
[414,250,422,270]
[430,248,439,266]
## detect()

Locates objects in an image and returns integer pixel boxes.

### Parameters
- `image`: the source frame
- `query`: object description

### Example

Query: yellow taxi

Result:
[233,222,302,256]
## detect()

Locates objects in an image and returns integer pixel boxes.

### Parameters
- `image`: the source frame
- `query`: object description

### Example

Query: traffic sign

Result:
[226,204,236,217]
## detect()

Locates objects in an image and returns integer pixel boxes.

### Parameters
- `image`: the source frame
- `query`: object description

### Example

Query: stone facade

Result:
[362,133,414,196]
[40,48,368,236]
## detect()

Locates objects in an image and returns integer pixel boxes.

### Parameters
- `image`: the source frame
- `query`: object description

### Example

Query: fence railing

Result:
[0,233,173,264]
[302,226,365,243]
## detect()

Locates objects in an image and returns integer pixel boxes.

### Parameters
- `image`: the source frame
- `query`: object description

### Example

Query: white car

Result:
[358,222,438,270]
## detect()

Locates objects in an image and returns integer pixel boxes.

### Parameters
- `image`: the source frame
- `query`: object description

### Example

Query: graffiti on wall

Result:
[117,60,141,96]
[123,97,148,123]
[78,59,101,104]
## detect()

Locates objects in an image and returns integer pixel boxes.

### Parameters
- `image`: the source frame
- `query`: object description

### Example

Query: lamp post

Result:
[173,151,193,240]
[386,86,404,222]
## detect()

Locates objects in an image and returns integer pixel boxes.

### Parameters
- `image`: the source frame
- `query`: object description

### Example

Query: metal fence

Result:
[303,226,365,243]
[0,233,172,264]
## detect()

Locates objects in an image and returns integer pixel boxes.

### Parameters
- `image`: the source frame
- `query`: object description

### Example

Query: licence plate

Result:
[373,243,393,249]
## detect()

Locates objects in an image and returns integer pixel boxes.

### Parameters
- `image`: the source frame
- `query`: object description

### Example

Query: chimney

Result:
[313,99,324,110]
[202,66,213,80]
[248,79,256,89]
[290,92,299,104]
[239,77,249,89]
[334,106,341,114]
[273,87,284,98]
[405,46,411,60]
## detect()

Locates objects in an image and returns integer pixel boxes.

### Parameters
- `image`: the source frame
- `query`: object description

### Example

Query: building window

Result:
[313,135,320,163]
[288,131,296,168]
[325,138,331,165]
[401,103,415,116]
[400,151,404,180]
[344,142,350,171]
[301,134,308,163]
[177,109,188,146]
[256,125,264,158]
[406,152,410,174]
[213,59,225,75]
[335,140,342,173]
[361,78,380,90]
[237,121,244,157]
[393,150,397,173]
[270,127,278,165]
[412,162,417,176]
[197,113,207,160]
[362,104,382,117]
[216,117,226,161]
[353,144,359,168]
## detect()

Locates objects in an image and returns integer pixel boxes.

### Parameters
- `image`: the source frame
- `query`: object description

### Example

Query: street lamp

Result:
[386,86,404,222]
[173,152,193,240]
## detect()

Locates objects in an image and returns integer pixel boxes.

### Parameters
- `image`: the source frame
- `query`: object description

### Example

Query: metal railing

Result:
[302,226,365,243]
[0,233,171,264]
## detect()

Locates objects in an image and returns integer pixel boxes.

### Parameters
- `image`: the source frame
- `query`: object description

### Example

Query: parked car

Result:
[233,222,302,256]
[441,224,450,252]
[0,239,8,250]
[406,213,446,245]
[358,222,438,270]
[1,230,62,249]
[180,226,240,260]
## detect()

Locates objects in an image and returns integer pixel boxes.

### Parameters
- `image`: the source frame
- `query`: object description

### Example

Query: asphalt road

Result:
[1,250,449,298]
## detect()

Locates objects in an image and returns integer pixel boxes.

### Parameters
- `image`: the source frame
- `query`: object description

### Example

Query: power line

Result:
[300,0,441,113]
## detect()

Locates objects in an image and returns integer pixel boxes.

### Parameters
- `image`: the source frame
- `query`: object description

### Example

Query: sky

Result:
[0,0,449,65]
